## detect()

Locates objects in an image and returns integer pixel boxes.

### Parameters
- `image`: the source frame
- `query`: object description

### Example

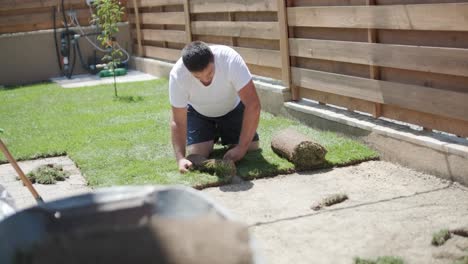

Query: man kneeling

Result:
[169,41,261,173]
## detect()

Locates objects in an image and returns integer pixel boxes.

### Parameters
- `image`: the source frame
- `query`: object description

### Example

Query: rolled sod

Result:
[311,193,349,211]
[186,154,236,182]
[271,128,327,170]
[431,226,468,247]
[431,229,452,246]
[452,227,468,238]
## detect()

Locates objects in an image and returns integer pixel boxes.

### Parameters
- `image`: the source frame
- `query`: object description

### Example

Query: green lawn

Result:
[0,80,378,188]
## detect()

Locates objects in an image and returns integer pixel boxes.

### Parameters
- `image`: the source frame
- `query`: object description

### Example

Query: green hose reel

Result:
[99,68,127,78]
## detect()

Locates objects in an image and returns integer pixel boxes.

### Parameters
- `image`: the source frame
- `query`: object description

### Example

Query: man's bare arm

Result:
[224,80,261,161]
[171,106,192,172]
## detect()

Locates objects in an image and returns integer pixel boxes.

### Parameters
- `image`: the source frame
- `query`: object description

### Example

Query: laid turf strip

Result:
[0,80,378,187]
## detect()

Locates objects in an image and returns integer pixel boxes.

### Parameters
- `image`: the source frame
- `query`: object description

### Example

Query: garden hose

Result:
[54,0,129,79]
[61,0,73,78]
[99,68,127,78]
[52,6,63,73]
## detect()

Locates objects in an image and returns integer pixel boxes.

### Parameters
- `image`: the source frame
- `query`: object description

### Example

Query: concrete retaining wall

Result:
[0,23,131,86]
[130,56,468,186]
[283,102,468,186]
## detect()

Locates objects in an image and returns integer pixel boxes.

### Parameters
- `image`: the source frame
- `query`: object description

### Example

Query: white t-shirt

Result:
[169,45,252,117]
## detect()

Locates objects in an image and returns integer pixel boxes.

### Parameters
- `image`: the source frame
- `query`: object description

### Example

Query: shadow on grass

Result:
[240,149,294,181]
[114,95,144,103]
[0,81,53,91]
[209,147,291,181]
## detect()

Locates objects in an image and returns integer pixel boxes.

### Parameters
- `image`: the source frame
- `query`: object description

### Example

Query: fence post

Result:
[228,12,237,47]
[183,0,192,43]
[366,0,382,118]
[277,0,297,101]
[131,0,143,57]
[161,6,168,48]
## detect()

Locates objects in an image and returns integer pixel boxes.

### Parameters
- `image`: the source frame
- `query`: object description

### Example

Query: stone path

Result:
[0,156,91,210]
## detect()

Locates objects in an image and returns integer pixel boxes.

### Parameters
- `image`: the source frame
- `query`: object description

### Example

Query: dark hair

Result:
[182,41,214,72]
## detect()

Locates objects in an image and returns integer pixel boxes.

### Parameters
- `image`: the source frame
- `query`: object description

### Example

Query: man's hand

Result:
[223,145,247,162]
[178,158,193,173]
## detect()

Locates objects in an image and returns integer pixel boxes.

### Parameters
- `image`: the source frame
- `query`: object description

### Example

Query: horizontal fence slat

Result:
[0,12,91,34]
[0,12,53,28]
[0,9,91,27]
[292,67,468,121]
[300,88,375,113]
[287,3,468,31]
[381,104,468,138]
[191,21,279,40]
[289,38,468,78]
[142,45,181,61]
[292,67,384,102]
[190,0,277,13]
[300,88,468,138]
[129,12,185,25]
[0,0,84,11]
[233,46,281,68]
[138,29,187,43]
[0,1,127,34]
[247,64,281,79]
[128,0,184,8]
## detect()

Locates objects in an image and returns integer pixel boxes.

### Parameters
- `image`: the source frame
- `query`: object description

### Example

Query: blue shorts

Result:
[187,102,259,146]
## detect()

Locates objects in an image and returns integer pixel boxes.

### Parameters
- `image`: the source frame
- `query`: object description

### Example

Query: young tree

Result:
[93,0,125,97]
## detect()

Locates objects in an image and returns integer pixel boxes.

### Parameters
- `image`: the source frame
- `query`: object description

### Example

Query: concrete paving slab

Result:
[0,156,91,210]
[204,161,468,264]
[50,70,157,88]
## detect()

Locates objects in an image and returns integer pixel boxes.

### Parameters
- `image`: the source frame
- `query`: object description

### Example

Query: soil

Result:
[204,160,468,264]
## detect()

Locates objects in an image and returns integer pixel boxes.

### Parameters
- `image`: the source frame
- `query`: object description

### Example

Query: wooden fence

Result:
[3,0,467,138]
[127,0,283,79]
[287,0,468,138]
[0,0,127,34]
[128,0,468,138]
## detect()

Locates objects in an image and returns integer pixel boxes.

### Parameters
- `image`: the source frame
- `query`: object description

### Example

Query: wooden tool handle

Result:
[0,139,43,204]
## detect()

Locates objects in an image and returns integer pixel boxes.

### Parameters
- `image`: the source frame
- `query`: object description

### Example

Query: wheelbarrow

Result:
[0,186,262,264]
